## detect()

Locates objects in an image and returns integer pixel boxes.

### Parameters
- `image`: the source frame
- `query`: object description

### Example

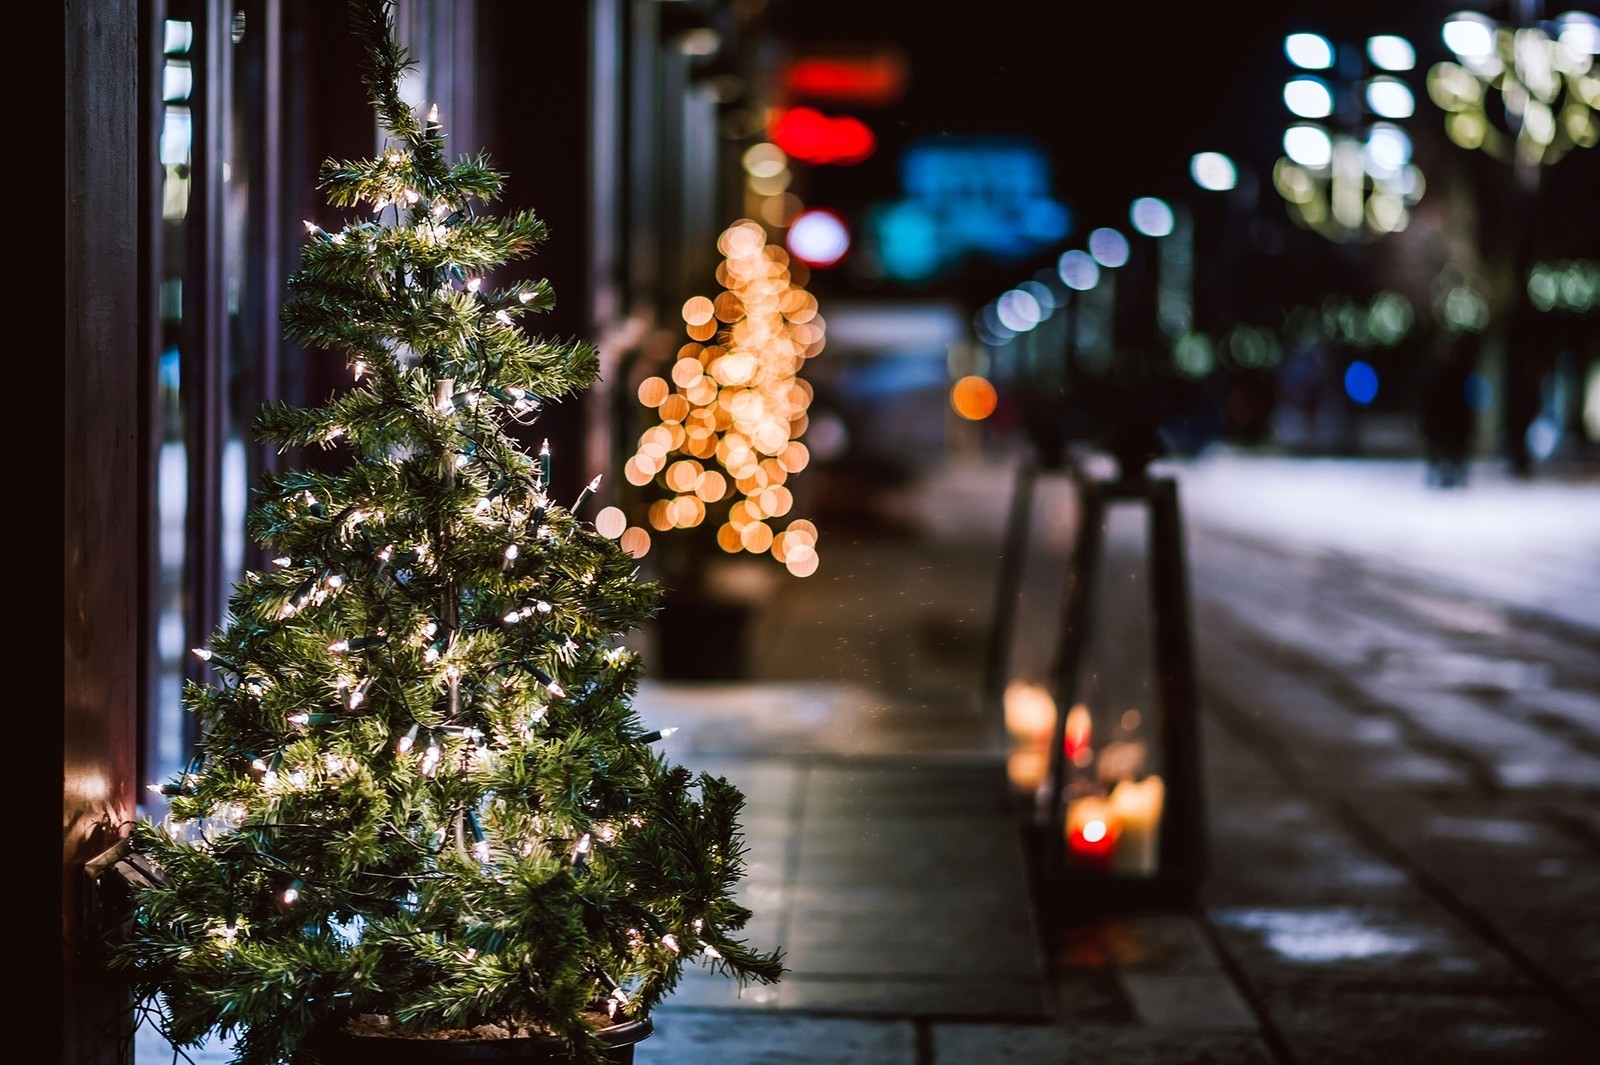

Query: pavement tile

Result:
[1048,967,1136,1021]
[785,907,1036,951]
[1463,905,1600,990]
[781,932,1040,978]
[1099,913,1228,971]
[1206,904,1536,988]
[1258,986,1600,1065]
[773,975,1052,1016]
[1116,970,1260,1029]
[1201,800,1422,908]
[633,1010,916,1065]
[783,880,1025,915]
[929,1021,1277,1064]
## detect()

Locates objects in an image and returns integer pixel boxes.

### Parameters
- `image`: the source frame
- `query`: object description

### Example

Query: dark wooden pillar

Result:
[65,1,143,1063]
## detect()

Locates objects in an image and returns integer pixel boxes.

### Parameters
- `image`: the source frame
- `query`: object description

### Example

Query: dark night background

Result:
[759,0,1600,315]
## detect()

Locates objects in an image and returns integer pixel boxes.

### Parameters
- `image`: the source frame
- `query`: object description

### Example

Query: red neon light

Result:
[781,53,908,106]
[769,107,876,166]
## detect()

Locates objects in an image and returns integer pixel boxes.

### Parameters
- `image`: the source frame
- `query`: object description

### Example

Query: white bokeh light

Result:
[1557,12,1600,57]
[786,208,850,267]
[1365,123,1413,173]
[1284,77,1334,118]
[1366,77,1415,118]
[1019,278,1060,311]
[1442,14,1495,58]
[1190,151,1238,191]
[1087,227,1130,268]
[996,288,1043,333]
[1366,34,1416,71]
[1284,124,1334,168]
[1057,249,1100,291]
[1130,197,1175,237]
[1285,32,1334,69]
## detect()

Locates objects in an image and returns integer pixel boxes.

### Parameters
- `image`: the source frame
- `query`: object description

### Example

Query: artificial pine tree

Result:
[109,3,783,1062]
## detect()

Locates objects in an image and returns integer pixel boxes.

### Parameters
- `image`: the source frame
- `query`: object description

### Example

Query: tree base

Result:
[295,1017,652,1064]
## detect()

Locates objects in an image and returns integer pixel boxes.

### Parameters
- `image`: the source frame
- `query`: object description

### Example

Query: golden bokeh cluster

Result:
[1429,17,1599,169]
[616,219,825,577]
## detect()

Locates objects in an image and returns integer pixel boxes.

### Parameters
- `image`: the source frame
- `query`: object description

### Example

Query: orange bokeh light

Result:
[950,375,998,421]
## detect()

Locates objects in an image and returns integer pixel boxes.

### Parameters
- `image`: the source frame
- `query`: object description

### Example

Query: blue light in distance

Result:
[1344,360,1379,405]
[1465,371,1492,412]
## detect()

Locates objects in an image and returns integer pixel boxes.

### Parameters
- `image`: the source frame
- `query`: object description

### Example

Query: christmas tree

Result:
[109,3,783,1062]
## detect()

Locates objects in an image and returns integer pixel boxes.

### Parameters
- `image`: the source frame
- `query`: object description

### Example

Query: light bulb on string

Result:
[420,736,442,776]
[574,475,601,513]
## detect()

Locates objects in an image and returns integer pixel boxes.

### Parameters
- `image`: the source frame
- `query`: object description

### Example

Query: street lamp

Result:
[1425,3,1600,475]
[1428,4,1600,181]
[1272,30,1426,242]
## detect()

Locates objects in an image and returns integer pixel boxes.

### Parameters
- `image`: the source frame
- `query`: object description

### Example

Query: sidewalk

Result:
[628,446,1600,1064]
[628,454,1261,1063]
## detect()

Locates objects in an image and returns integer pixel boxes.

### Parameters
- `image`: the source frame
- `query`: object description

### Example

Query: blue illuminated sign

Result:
[865,136,1071,284]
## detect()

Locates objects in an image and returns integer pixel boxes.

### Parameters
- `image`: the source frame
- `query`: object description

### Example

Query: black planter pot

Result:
[295,1018,652,1064]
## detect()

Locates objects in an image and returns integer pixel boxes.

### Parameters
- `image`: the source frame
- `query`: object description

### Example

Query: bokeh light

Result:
[741,141,788,179]
[1283,124,1333,168]
[1366,77,1415,118]
[996,288,1044,332]
[628,218,824,575]
[594,506,627,539]
[1129,197,1175,238]
[1057,249,1101,291]
[1285,32,1335,70]
[950,375,998,420]
[1190,151,1238,191]
[1284,76,1334,118]
[787,208,850,267]
[1367,34,1416,71]
[1087,227,1129,268]
[1441,13,1495,59]
[1344,360,1379,405]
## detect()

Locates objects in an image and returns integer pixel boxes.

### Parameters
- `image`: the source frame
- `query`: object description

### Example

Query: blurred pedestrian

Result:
[1419,333,1476,488]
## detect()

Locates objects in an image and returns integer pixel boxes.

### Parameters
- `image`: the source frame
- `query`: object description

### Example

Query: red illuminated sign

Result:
[780,52,908,107]
[768,106,876,166]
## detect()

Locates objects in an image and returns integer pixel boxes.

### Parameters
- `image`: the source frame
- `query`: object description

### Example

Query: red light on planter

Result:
[786,209,851,268]
[1066,795,1121,869]
[769,107,876,165]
